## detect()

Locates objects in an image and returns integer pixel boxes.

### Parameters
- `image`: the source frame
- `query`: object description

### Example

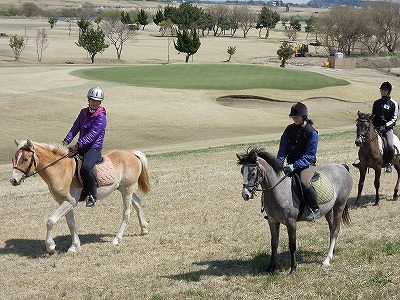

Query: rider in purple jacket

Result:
[63,87,107,207]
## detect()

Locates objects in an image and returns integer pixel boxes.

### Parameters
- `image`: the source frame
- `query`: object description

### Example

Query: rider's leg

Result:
[300,165,320,221]
[386,130,394,173]
[81,149,101,207]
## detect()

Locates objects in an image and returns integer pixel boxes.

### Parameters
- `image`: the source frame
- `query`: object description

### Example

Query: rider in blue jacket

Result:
[278,102,320,221]
[63,87,107,207]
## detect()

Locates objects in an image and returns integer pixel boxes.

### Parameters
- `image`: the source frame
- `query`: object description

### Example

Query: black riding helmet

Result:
[289,102,308,118]
[380,81,392,94]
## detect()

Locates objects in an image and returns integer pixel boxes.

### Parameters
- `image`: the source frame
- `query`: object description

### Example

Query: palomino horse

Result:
[10,139,150,254]
[354,111,400,207]
[237,148,352,273]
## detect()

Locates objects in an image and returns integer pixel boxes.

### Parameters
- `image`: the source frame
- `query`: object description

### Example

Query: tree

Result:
[174,29,201,63]
[48,17,57,29]
[277,41,294,68]
[153,9,165,25]
[137,9,149,30]
[9,35,27,61]
[35,28,48,62]
[77,19,91,36]
[76,28,109,63]
[102,20,136,60]
[226,45,236,62]
[256,6,280,38]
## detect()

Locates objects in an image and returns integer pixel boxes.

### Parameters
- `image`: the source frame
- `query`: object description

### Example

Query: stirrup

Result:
[86,195,96,207]
[352,160,360,169]
[306,208,320,222]
[385,164,392,173]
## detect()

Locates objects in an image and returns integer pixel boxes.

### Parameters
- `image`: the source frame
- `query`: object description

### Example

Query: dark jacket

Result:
[372,96,398,130]
[277,122,318,169]
[64,106,107,150]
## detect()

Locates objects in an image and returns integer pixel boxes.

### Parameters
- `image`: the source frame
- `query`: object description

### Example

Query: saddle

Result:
[291,171,334,207]
[377,133,400,164]
[73,155,116,187]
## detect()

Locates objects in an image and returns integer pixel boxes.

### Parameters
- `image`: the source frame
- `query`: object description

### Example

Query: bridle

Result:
[356,117,379,144]
[12,146,68,180]
[242,162,288,197]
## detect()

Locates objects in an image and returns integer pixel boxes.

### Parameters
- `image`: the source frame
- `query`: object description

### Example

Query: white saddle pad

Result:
[378,135,400,155]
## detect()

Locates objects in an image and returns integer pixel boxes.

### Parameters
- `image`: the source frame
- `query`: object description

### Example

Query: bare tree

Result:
[35,28,48,62]
[238,7,257,38]
[66,19,74,36]
[366,1,400,53]
[315,6,364,55]
[102,20,137,60]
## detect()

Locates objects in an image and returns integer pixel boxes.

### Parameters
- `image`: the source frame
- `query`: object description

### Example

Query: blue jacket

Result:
[64,106,107,150]
[277,122,318,169]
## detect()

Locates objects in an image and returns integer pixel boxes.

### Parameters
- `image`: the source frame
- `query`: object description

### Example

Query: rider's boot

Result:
[86,167,98,208]
[304,186,320,222]
[385,148,394,173]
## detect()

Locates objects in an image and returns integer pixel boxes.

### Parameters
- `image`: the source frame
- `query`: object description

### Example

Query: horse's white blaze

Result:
[10,152,24,185]
[241,166,252,200]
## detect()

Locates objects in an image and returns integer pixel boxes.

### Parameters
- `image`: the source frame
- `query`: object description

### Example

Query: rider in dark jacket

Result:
[63,87,107,207]
[372,81,398,173]
[278,102,320,221]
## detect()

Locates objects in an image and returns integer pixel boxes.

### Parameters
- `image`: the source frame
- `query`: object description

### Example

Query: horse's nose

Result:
[242,189,251,201]
[355,140,361,147]
[10,177,19,186]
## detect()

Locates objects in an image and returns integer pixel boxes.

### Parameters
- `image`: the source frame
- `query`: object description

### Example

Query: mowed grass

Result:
[70,64,350,90]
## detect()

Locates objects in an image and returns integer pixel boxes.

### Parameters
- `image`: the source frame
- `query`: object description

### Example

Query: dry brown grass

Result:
[1,10,400,300]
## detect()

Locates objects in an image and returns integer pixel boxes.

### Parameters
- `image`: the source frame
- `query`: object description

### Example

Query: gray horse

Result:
[237,148,352,273]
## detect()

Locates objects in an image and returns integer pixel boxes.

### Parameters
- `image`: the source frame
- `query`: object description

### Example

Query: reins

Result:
[13,147,69,179]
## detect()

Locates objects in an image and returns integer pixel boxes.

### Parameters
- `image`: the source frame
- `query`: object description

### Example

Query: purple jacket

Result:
[64,106,107,150]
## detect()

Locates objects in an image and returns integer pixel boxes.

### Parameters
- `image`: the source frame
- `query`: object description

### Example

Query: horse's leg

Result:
[65,209,80,253]
[355,167,367,208]
[373,167,382,206]
[132,192,149,235]
[45,201,74,254]
[393,162,400,201]
[266,221,280,273]
[112,190,132,245]
[323,209,338,266]
[286,220,297,273]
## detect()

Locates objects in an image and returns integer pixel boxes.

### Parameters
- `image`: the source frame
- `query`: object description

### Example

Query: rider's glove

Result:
[283,164,294,175]
[377,125,386,132]
[62,140,69,146]
[67,144,79,158]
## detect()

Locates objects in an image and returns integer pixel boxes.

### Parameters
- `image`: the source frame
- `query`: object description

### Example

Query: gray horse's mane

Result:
[237,147,283,174]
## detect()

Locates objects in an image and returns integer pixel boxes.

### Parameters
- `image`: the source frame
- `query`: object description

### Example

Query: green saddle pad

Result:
[293,172,334,205]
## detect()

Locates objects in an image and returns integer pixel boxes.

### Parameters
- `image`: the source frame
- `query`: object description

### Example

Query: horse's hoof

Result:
[322,260,330,267]
[47,245,56,255]
[112,237,120,245]
[141,228,149,235]
[68,245,79,253]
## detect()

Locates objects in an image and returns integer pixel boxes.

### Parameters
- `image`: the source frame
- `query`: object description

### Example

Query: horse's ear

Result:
[27,139,33,149]
[250,150,258,162]
[357,111,361,117]
[368,113,373,120]
[236,153,241,160]
[14,139,19,146]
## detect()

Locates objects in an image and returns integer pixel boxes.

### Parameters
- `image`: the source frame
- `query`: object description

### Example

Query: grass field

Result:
[1,3,400,300]
[71,64,349,90]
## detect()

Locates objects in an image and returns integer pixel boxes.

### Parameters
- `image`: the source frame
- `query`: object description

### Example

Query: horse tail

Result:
[134,150,151,194]
[341,203,351,226]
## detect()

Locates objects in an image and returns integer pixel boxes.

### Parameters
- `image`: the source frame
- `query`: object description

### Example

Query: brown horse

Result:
[10,139,150,254]
[354,111,400,207]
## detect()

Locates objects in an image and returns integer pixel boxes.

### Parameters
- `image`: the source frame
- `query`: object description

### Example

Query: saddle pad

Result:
[311,172,334,204]
[378,135,400,155]
[293,171,334,205]
[75,156,116,187]
[96,156,116,186]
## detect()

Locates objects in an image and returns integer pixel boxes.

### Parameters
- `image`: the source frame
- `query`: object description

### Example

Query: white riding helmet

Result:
[87,87,104,101]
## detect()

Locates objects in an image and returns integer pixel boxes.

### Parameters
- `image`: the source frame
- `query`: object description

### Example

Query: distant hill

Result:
[306,0,363,7]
